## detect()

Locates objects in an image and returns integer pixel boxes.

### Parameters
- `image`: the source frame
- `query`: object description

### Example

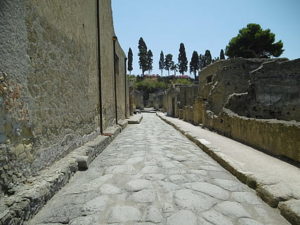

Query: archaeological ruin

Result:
[162,58,300,163]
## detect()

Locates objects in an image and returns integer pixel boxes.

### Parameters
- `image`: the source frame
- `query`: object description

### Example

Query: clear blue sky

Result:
[112,0,300,76]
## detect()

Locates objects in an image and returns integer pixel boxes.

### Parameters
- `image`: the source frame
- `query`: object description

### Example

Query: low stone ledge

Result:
[118,119,128,129]
[127,114,143,124]
[103,125,122,137]
[0,124,125,225]
[156,112,300,225]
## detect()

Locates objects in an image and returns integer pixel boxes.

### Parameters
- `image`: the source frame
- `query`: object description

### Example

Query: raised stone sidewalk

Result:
[157,112,300,225]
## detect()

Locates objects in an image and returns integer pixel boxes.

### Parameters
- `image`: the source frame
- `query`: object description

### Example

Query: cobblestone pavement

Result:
[28,113,290,225]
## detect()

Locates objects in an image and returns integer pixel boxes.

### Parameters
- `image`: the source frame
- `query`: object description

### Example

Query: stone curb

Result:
[157,112,299,225]
[127,114,143,124]
[0,124,126,225]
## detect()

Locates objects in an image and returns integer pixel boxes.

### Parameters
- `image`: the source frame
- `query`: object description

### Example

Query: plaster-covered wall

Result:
[129,89,144,114]
[115,41,127,120]
[99,0,128,127]
[0,0,128,195]
[99,0,116,129]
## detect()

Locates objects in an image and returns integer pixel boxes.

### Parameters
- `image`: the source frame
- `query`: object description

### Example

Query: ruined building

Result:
[163,58,300,163]
[0,0,129,197]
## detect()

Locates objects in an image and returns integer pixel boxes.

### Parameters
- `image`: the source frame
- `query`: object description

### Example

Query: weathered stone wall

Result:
[227,59,300,121]
[201,58,300,162]
[129,88,144,114]
[193,98,204,125]
[200,58,300,162]
[162,58,300,163]
[177,85,199,108]
[199,58,284,114]
[100,0,113,128]
[0,0,128,195]
[162,86,178,117]
[115,41,128,120]
[203,108,300,162]
[149,91,165,110]
[99,0,128,128]
[162,84,198,118]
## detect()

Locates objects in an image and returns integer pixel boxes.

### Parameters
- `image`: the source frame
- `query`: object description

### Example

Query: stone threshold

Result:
[157,112,300,225]
[0,121,128,225]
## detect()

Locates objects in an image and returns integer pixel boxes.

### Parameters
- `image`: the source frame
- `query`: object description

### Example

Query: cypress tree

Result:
[138,37,148,76]
[199,54,206,69]
[220,49,225,60]
[164,54,173,76]
[189,51,199,80]
[147,50,153,74]
[204,50,212,66]
[128,48,133,74]
[159,51,165,76]
[170,61,178,76]
[178,43,188,75]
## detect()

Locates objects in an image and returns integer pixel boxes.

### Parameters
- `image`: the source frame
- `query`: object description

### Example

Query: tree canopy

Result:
[225,23,284,58]
[127,48,133,74]
[178,43,188,75]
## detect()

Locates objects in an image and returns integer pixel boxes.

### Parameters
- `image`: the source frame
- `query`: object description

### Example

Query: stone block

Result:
[118,119,128,129]
[127,114,143,124]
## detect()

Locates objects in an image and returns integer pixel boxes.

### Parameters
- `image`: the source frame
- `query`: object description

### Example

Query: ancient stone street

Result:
[27,113,289,225]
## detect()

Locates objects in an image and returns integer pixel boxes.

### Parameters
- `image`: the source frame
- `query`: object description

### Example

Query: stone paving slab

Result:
[27,113,290,225]
[157,112,300,225]
[0,124,125,225]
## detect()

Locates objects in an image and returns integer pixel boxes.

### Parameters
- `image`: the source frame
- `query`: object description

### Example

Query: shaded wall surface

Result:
[149,91,165,109]
[129,88,144,114]
[99,0,127,128]
[163,58,300,163]
[0,0,128,195]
